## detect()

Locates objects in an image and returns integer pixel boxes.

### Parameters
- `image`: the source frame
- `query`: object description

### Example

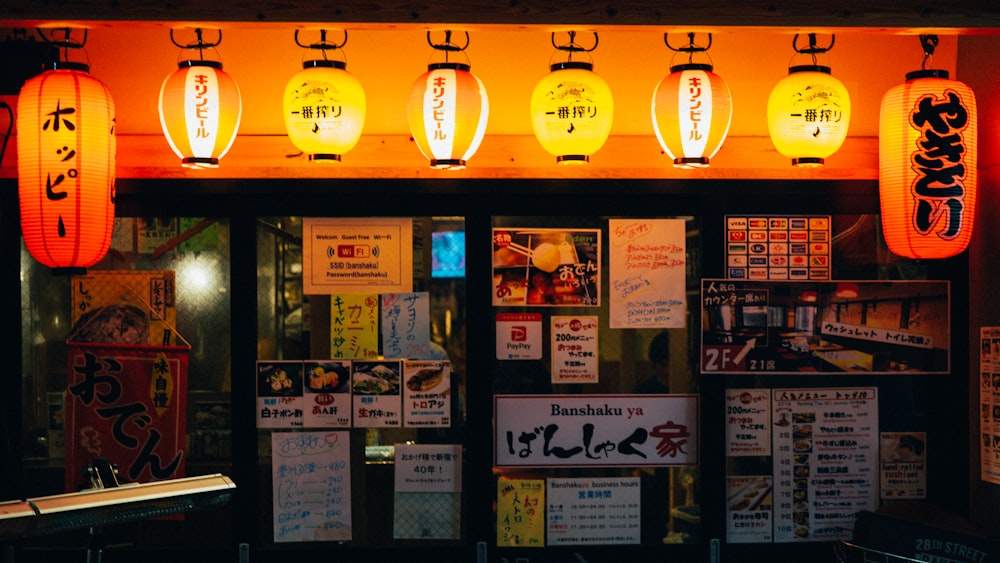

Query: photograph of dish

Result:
[794,439,813,452]
[257,363,302,397]
[793,412,816,424]
[305,361,349,392]
[793,424,813,439]
[352,361,401,395]
[405,363,447,392]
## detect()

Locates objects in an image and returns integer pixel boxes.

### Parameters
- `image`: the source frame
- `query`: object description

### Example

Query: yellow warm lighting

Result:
[407,62,489,169]
[652,62,732,168]
[879,69,977,259]
[158,60,242,168]
[284,60,366,162]
[17,63,116,270]
[767,65,851,166]
[530,61,613,164]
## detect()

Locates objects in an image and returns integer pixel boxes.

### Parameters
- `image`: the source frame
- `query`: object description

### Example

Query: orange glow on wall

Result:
[879,69,977,259]
[17,63,116,270]
[651,63,732,167]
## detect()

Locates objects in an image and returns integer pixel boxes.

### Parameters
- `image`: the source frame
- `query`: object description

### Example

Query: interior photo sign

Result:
[303,217,413,295]
[701,279,950,374]
[608,218,687,328]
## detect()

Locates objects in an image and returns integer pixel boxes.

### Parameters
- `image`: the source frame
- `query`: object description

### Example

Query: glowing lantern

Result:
[835,282,859,299]
[17,30,116,271]
[879,35,977,259]
[407,31,488,169]
[530,31,613,164]
[767,34,850,166]
[158,29,242,168]
[651,33,732,167]
[283,30,366,162]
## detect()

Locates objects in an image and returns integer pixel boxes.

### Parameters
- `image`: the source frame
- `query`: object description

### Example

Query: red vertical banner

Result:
[65,343,189,492]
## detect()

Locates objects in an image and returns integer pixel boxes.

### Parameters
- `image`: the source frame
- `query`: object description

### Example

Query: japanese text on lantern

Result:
[687,75,703,140]
[432,75,448,140]
[910,89,969,240]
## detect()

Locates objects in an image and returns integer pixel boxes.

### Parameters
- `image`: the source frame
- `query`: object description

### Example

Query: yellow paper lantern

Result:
[17,62,116,270]
[767,65,850,166]
[652,62,732,167]
[158,30,242,168]
[407,62,489,169]
[531,60,613,164]
[284,60,366,162]
[879,68,977,259]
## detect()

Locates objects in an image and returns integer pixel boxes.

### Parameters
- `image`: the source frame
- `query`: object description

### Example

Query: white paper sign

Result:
[394,444,462,493]
[302,217,413,295]
[546,477,641,545]
[495,394,699,467]
[608,219,687,328]
[272,431,351,542]
[403,360,451,427]
[725,389,772,456]
[551,316,599,384]
[381,292,430,359]
[496,312,543,359]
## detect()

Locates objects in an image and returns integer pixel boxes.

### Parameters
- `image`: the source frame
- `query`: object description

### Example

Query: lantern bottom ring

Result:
[791,157,824,167]
[556,155,589,165]
[182,157,220,169]
[430,158,466,169]
[309,154,343,163]
[675,157,710,168]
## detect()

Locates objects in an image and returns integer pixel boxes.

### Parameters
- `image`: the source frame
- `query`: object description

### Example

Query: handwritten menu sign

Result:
[546,477,641,545]
[980,327,1000,484]
[381,292,430,359]
[271,431,352,542]
[497,478,545,547]
[771,387,877,543]
[330,293,379,360]
[608,218,687,328]
[551,316,599,384]
[302,217,413,295]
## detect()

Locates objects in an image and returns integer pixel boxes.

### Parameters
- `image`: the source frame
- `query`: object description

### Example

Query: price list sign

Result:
[271,431,352,542]
[771,388,877,543]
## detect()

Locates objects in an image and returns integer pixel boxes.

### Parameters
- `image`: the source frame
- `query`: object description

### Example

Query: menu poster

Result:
[302,217,413,295]
[726,389,772,456]
[381,292,431,359]
[303,360,352,428]
[497,478,545,547]
[271,431,351,542]
[495,394,699,468]
[771,388,877,543]
[880,432,927,500]
[352,360,403,428]
[496,312,544,360]
[546,477,641,545]
[608,218,687,328]
[980,327,1000,485]
[403,360,452,427]
[257,361,305,428]
[551,316,599,384]
[726,475,774,543]
[330,293,379,360]
[725,215,831,280]
[701,279,950,375]
[492,228,601,307]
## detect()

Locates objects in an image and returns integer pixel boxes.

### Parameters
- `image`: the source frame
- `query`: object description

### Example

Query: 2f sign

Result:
[702,345,748,372]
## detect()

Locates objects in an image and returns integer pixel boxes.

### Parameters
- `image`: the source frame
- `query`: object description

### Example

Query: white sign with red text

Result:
[495,394,699,468]
[551,316,599,384]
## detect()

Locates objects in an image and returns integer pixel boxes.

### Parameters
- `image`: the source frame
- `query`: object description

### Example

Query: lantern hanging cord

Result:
[792,33,835,66]
[427,30,470,64]
[665,32,713,66]
[919,34,938,70]
[552,31,598,63]
[170,28,223,62]
[295,29,348,61]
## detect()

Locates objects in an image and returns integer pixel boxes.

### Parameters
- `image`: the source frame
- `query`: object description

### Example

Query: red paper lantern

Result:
[879,69,977,259]
[17,62,116,270]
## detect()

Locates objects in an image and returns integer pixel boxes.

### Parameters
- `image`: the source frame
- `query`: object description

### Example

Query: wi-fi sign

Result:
[326,246,336,258]
[372,246,380,258]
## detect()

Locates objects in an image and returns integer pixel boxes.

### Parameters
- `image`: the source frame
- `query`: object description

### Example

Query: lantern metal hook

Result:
[36,27,90,68]
[170,28,223,61]
[551,30,599,53]
[664,32,712,53]
[295,29,348,51]
[792,33,835,66]
[427,30,470,52]
[919,34,939,70]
